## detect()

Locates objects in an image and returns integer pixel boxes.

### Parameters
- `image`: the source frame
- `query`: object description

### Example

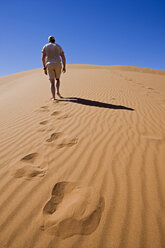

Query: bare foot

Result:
[57,93,63,98]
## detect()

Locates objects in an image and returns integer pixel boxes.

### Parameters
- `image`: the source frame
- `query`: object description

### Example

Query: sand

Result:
[0,65,165,248]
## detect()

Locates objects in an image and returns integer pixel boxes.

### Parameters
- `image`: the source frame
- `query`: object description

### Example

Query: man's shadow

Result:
[59,97,134,111]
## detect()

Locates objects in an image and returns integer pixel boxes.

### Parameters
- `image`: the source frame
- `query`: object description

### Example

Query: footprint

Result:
[57,136,78,149]
[41,106,49,109]
[41,182,104,238]
[20,153,38,163]
[43,182,71,214]
[125,77,132,82]
[51,111,60,116]
[38,128,46,132]
[40,120,48,125]
[14,165,46,179]
[48,128,54,132]
[142,135,164,142]
[46,132,62,143]
[14,152,48,180]
[57,114,70,120]
[36,106,49,113]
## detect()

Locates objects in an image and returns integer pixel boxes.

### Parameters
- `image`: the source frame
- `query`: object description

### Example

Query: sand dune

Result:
[0,65,165,248]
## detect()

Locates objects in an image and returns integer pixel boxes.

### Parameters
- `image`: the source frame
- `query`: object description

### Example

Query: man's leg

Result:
[55,66,63,98]
[56,79,63,98]
[47,65,56,100]
[50,78,55,99]
[56,79,60,94]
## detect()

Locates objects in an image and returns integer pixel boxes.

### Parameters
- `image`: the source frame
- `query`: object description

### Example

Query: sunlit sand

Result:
[0,65,165,248]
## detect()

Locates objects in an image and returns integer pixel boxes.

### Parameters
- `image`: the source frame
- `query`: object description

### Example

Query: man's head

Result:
[48,36,55,43]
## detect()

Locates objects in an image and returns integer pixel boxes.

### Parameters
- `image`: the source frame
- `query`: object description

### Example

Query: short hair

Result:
[48,36,55,43]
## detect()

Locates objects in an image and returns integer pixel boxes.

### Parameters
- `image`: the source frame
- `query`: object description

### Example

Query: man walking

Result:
[42,36,66,100]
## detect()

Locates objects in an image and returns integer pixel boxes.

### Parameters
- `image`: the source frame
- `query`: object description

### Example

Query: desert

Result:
[0,65,165,248]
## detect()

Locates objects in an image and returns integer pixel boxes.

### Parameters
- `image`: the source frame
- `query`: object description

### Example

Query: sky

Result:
[0,0,165,76]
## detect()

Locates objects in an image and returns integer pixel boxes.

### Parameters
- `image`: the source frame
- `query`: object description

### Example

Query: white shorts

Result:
[47,64,62,80]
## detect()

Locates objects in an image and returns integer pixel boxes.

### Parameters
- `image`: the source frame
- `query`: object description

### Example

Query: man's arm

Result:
[42,51,47,75]
[60,51,66,73]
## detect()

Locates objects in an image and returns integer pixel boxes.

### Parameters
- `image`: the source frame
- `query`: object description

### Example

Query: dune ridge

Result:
[0,65,165,248]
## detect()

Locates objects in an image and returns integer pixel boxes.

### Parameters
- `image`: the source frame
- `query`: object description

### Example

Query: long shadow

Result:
[59,97,134,111]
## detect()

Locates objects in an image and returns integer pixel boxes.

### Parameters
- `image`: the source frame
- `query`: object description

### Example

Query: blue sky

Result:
[0,0,165,76]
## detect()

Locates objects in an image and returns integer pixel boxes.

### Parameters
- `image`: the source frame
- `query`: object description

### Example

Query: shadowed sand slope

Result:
[0,65,165,248]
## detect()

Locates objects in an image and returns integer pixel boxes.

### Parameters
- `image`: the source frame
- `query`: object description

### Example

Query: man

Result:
[42,36,66,100]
